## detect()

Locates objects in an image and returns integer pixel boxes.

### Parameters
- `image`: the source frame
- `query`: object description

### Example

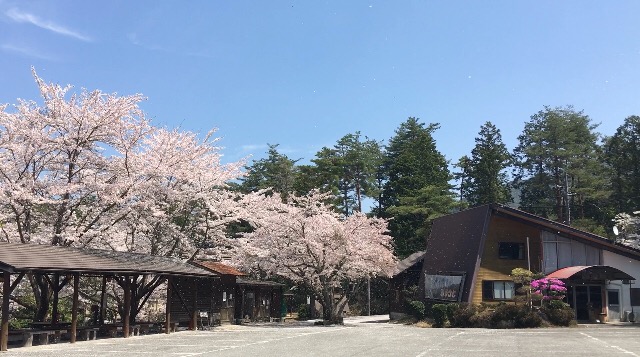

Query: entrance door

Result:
[571,285,602,321]
[607,290,621,321]
[574,286,589,321]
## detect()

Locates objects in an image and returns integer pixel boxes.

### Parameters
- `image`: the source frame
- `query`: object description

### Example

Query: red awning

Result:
[547,265,635,281]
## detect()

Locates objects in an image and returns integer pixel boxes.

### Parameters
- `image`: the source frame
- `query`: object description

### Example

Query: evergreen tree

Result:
[380,118,457,258]
[310,132,383,216]
[461,122,513,206]
[453,155,471,205]
[239,144,299,202]
[514,106,607,225]
[605,116,640,213]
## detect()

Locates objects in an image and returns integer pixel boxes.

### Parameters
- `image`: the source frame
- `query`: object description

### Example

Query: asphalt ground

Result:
[3,316,640,357]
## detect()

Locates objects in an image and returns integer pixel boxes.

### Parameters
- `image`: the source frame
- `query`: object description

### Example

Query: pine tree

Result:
[310,132,382,216]
[462,122,513,206]
[239,144,299,202]
[514,106,607,225]
[605,116,640,213]
[380,117,457,258]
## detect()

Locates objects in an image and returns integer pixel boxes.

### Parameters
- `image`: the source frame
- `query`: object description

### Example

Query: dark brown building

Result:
[415,204,640,322]
[191,261,284,323]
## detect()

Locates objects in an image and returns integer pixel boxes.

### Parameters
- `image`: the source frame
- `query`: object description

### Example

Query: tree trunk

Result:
[33,274,50,322]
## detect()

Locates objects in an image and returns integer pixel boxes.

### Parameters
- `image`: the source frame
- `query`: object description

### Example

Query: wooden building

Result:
[0,243,220,351]
[236,278,284,322]
[389,251,425,320]
[190,261,284,323]
[190,261,245,324]
[419,204,640,322]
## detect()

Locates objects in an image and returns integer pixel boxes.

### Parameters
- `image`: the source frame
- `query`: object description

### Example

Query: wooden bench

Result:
[8,328,68,347]
[138,322,156,335]
[103,324,140,337]
[8,330,35,347]
[76,327,100,341]
[161,321,179,332]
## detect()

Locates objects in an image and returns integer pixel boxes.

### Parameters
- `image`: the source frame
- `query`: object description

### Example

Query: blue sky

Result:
[1,1,640,166]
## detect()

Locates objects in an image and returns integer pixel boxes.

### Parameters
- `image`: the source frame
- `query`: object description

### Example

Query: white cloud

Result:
[6,8,92,42]
[241,144,268,152]
[1,43,56,60]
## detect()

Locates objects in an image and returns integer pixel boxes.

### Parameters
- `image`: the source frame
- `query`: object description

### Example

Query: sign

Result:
[424,274,465,302]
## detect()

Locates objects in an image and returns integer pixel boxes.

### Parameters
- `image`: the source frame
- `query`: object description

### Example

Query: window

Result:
[498,242,524,260]
[542,231,601,273]
[482,281,515,300]
[631,288,640,306]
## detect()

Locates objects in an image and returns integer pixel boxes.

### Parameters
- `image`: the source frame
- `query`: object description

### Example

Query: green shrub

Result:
[446,303,459,322]
[517,309,543,328]
[490,303,542,329]
[542,303,575,326]
[450,303,476,328]
[432,304,449,327]
[469,307,493,328]
[297,304,311,320]
[407,300,426,320]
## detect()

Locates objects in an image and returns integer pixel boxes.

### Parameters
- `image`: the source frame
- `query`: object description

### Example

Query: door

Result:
[607,290,621,321]
[574,286,589,321]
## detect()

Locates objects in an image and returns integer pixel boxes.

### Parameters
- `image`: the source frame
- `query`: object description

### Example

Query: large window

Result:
[542,231,601,273]
[482,281,515,301]
[498,242,525,260]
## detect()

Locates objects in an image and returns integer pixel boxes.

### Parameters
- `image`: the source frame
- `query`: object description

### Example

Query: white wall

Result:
[602,250,640,321]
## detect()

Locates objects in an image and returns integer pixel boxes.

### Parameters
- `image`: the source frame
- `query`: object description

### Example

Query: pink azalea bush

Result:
[531,278,567,301]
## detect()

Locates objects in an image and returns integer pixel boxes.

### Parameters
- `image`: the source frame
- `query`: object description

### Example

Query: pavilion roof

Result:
[0,242,219,278]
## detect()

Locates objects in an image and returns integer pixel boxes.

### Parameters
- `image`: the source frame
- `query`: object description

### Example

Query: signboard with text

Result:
[424,274,465,302]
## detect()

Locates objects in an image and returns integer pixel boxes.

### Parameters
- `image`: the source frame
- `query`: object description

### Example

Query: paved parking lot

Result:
[3,316,640,357]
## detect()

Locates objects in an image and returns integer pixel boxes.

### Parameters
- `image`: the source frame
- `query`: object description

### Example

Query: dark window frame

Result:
[498,242,525,260]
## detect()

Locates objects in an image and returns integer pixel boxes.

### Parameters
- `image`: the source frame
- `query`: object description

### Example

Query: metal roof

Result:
[0,242,220,278]
[546,265,635,281]
[393,250,425,276]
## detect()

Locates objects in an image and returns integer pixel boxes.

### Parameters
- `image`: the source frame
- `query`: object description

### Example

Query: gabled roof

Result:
[393,250,425,276]
[192,260,246,276]
[491,204,640,260]
[0,242,219,278]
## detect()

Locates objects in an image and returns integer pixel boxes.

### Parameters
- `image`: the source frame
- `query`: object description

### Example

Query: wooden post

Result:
[165,276,172,334]
[190,279,198,330]
[99,276,108,324]
[70,273,79,343]
[1,272,10,352]
[52,273,60,325]
[123,276,131,338]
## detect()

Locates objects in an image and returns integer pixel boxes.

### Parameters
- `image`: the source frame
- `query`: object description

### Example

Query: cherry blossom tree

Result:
[0,70,246,321]
[614,211,640,249]
[234,191,397,323]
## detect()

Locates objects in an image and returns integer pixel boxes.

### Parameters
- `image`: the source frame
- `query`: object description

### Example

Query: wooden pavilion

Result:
[0,242,220,351]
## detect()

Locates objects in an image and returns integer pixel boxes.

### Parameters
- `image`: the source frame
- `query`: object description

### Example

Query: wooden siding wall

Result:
[472,215,542,305]
[213,276,236,323]
[235,286,283,321]
[170,277,216,324]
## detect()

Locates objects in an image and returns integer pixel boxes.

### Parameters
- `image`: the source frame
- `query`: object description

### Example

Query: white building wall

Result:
[602,250,640,321]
